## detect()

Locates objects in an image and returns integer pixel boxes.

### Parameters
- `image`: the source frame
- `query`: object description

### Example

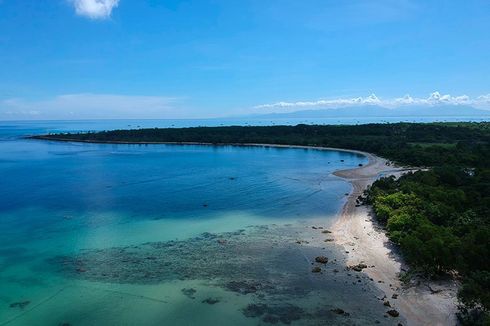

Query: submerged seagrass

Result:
[48,224,397,325]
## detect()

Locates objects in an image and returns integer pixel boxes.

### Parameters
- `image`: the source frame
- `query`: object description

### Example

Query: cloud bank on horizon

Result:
[1,91,490,120]
[256,92,490,111]
[0,94,180,120]
[71,0,119,19]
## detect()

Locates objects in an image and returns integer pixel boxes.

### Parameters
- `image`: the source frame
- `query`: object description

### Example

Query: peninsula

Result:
[32,122,490,325]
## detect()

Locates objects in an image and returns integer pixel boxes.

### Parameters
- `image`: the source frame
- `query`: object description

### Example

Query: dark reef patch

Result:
[47,224,401,325]
[181,288,197,299]
[9,301,30,309]
[201,297,220,305]
[243,303,304,324]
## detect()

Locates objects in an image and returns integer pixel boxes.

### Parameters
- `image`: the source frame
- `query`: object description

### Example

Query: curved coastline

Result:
[30,136,458,325]
[29,135,372,156]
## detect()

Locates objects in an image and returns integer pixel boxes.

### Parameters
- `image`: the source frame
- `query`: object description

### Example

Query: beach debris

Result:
[315,256,329,264]
[9,301,30,309]
[387,309,400,317]
[181,288,197,299]
[311,266,322,273]
[202,298,220,305]
[324,239,334,242]
[392,293,398,299]
[321,230,332,234]
[350,263,368,272]
[383,301,391,307]
[217,239,227,245]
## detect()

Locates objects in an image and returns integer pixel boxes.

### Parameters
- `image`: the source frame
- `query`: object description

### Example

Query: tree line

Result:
[37,122,490,323]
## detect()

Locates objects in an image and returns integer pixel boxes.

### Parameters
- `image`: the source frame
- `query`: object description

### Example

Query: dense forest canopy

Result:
[34,122,490,323]
[367,167,489,324]
[34,122,489,167]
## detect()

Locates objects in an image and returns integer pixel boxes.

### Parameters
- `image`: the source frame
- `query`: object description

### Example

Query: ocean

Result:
[0,119,410,325]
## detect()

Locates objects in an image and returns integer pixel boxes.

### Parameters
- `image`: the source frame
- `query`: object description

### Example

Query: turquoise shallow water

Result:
[0,121,402,325]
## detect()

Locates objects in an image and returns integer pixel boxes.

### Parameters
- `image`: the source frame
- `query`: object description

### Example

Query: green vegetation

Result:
[35,122,490,322]
[367,167,490,324]
[36,122,489,167]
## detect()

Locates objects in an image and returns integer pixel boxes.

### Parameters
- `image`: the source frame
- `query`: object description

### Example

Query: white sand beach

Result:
[332,152,459,326]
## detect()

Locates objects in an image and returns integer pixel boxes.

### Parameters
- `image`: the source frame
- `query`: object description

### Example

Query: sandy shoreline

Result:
[31,136,459,325]
[332,153,459,326]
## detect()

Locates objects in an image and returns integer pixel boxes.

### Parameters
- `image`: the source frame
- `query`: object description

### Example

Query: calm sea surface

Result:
[0,120,406,325]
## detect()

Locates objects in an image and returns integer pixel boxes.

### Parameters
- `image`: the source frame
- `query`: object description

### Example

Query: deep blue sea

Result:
[0,119,417,325]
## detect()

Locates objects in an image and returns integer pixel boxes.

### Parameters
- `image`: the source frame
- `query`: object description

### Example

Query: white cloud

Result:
[71,0,120,19]
[0,94,182,120]
[255,92,490,111]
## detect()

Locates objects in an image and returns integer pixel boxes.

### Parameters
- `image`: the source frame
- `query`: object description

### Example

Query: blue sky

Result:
[0,0,489,119]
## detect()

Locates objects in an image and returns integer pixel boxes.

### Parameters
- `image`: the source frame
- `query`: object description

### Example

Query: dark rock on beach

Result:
[387,309,400,317]
[311,266,322,273]
[315,256,329,264]
[350,263,368,272]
